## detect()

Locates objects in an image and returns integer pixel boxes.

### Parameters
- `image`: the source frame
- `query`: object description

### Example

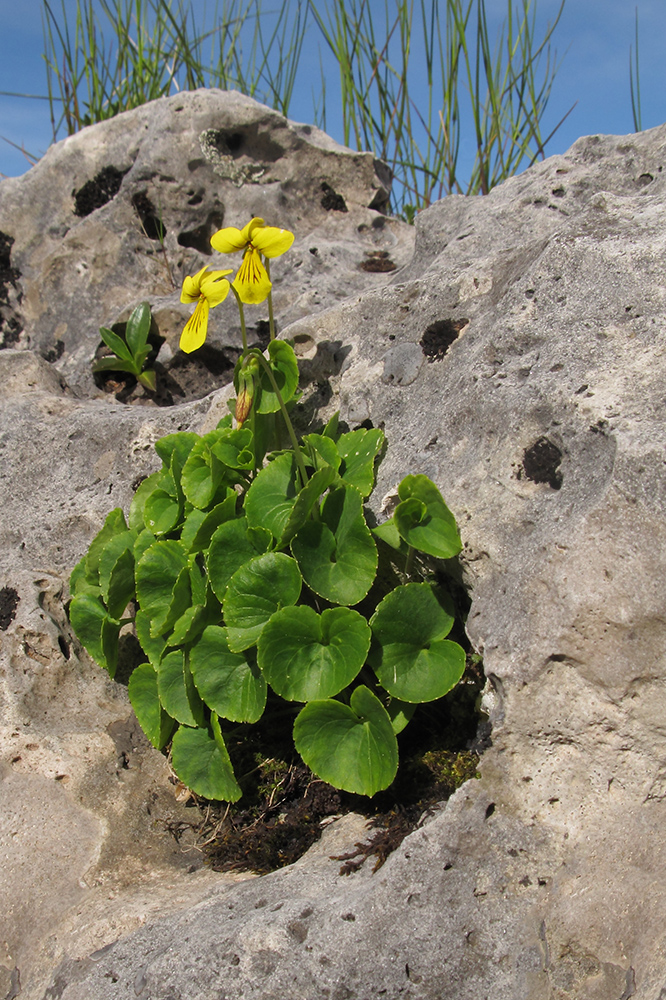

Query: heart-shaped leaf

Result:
[190,625,267,723]
[291,485,377,606]
[181,438,224,510]
[258,606,370,701]
[369,583,465,702]
[394,475,461,559]
[223,552,302,652]
[157,649,205,727]
[294,685,398,795]
[207,518,259,602]
[135,608,168,667]
[336,428,384,497]
[210,427,254,469]
[69,592,120,676]
[99,530,136,619]
[128,662,175,749]
[86,507,128,581]
[244,451,299,541]
[129,472,162,532]
[255,340,299,413]
[136,539,189,620]
[180,494,237,553]
[171,714,242,801]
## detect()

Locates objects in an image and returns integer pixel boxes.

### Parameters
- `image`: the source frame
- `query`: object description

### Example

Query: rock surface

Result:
[2,89,666,999]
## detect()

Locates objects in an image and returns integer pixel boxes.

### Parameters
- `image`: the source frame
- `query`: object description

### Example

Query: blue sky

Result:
[0,0,664,182]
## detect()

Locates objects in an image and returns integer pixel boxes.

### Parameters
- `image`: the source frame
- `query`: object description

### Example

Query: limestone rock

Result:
[2,87,666,999]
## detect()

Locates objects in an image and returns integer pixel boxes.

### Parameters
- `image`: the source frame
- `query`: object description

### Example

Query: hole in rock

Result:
[485,802,496,819]
[0,231,20,305]
[132,192,166,241]
[321,182,348,212]
[521,437,563,490]
[41,340,65,363]
[637,173,654,186]
[359,251,396,273]
[177,210,224,255]
[0,586,19,630]
[420,318,468,361]
[73,166,127,217]
[200,126,284,164]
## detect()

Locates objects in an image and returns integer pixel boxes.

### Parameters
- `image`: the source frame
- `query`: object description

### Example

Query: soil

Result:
[167,653,488,877]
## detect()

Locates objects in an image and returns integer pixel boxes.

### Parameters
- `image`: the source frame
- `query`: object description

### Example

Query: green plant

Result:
[69,221,469,802]
[92,300,157,391]
[629,5,642,132]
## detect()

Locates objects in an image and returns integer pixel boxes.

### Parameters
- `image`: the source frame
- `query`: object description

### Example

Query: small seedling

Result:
[93,301,157,392]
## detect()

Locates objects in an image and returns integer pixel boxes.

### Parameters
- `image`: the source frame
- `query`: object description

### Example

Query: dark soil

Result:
[169,653,488,876]
[0,586,19,630]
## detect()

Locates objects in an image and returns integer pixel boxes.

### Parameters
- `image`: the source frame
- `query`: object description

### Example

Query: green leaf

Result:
[223,552,302,652]
[157,649,205,727]
[256,340,299,413]
[69,593,120,676]
[171,716,242,801]
[179,494,237,553]
[125,301,151,356]
[134,527,157,564]
[128,662,175,749]
[150,565,191,638]
[302,433,341,473]
[143,484,182,536]
[190,625,267,723]
[129,472,162,531]
[372,516,408,553]
[98,326,134,363]
[291,485,377,606]
[86,508,128,580]
[258,606,370,702]
[135,608,168,667]
[336,428,384,497]
[207,517,258,602]
[244,451,299,542]
[168,604,208,647]
[368,583,465,702]
[294,685,398,795]
[92,356,139,375]
[181,438,223,510]
[69,554,100,597]
[99,530,136,620]
[394,475,462,559]
[385,697,416,734]
[136,539,189,620]
[281,466,337,546]
[322,411,339,440]
[209,427,254,469]
[137,368,156,392]
[154,432,199,474]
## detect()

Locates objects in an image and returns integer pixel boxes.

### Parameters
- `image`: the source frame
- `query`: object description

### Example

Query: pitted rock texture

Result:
[2,88,666,998]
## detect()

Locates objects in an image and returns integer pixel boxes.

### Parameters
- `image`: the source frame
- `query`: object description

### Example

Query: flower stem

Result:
[405,545,416,577]
[265,258,276,341]
[231,285,248,353]
[247,348,309,489]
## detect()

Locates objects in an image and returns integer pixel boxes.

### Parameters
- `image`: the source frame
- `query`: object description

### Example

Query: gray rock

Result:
[2,89,666,999]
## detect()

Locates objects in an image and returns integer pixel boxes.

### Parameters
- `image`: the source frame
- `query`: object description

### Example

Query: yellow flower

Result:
[210,217,294,305]
[179,266,233,353]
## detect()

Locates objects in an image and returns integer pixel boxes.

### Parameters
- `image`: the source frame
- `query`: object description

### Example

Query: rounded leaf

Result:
[394,475,461,558]
[223,552,302,652]
[258,606,370,701]
[291,485,377,606]
[190,625,267,723]
[207,518,257,602]
[171,715,242,802]
[157,649,204,727]
[128,662,175,749]
[294,686,398,795]
[369,583,465,702]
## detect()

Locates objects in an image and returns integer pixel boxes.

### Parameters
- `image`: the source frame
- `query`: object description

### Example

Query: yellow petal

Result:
[200,269,233,306]
[242,217,265,242]
[179,297,210,353]
[232,248,272,304]
[180,265,209,303]
[252,226,295,258]
[210,226,248,254]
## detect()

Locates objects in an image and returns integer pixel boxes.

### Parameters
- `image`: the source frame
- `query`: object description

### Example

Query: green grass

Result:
[40,0,569,216]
